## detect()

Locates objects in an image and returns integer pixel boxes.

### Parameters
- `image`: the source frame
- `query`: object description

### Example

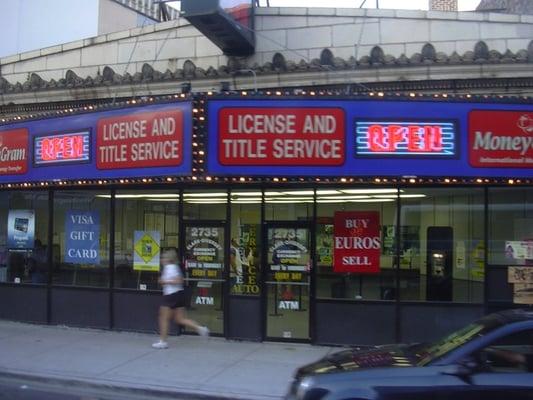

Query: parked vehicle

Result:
[286,309,533,400]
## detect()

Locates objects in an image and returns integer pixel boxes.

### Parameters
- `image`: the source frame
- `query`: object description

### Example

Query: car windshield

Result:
[414,314,504,366]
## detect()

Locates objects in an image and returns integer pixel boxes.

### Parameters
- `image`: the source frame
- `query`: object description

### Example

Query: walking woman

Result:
[152,248,209,349]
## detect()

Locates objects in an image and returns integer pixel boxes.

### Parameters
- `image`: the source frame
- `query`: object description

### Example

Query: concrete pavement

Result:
[0,321,336,399]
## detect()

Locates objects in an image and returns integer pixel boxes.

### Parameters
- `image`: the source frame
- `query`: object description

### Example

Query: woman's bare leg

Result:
[158,306,172,341]
[174,307,202,332]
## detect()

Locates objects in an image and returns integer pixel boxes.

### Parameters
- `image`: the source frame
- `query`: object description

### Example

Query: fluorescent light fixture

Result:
[317,195,371,200]
[265,200,314,204]
[316,190,341,195]
[96,194,180,199]
[282,190,315,196]
[349,198,395,203]
[341,189,398,195]
[264,191,284,196]
[183,192,227,198]
[231,197,262,202]
[269,197,314,201]
[231,191,262,196]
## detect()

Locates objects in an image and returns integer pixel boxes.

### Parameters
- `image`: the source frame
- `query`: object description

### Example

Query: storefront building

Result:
[0,94,531,345]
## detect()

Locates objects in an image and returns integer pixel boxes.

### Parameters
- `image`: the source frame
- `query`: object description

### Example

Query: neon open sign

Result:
[34,130,91,166]
[355,120,457,157]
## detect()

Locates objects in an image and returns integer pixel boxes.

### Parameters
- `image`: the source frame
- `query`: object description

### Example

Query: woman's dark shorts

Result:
[162,291,186,309]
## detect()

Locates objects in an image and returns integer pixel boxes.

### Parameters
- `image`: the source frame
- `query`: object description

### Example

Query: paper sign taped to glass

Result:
[133,231,161,271]
[7,209,35,249]
[508,266,533,284]
[505,241,533,260]
[513,284,533,305]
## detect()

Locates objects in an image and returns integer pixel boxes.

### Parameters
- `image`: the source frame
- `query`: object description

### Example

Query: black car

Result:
[286,309,533,400]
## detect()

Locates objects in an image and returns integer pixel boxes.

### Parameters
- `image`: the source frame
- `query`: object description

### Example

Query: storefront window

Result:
[0,191,49,284]
[489,188,533,266]
[114,191,179,290]
[183,189,227,220]
[315,188,398,301]
[264,189,313,221]
[400,188,484,303]
[52,191,110,287]
[230,190,261,296]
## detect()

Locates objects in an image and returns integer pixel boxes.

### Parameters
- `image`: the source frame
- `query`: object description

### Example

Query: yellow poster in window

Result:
[133,231,161,271]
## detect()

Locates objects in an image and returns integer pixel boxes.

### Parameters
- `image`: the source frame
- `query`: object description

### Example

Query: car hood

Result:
[296,344,419,377]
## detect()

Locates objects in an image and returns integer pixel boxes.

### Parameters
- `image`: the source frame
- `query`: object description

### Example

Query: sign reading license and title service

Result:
[0,102,192,183]
[208,99,533,178]
[218,107,345,165]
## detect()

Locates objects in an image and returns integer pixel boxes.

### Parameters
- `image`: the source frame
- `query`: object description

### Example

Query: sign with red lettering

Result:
[469,111,533,168]
[34,131,90,166]
[333,211,381,274]
[96,109,183,169]
[356,120,457,157]
[0,129,28,175]
[218,107,345,165]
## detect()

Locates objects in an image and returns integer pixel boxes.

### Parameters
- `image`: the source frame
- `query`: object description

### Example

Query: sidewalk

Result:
[0,320,336,399]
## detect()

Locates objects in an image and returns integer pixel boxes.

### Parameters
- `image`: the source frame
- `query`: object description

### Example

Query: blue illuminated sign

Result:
[207,99,533,178]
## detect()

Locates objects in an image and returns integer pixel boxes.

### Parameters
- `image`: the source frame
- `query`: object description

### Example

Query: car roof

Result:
[480,309,533,327]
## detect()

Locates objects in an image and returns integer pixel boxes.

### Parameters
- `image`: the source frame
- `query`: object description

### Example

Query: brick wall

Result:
[429,0,458,11]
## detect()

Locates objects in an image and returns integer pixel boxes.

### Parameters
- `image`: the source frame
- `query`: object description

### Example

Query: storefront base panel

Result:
[487,266,513,302]
[51,287,110,329]
[315,301,396,346]
[400,303,484,343]
[0,285,47,323]
[228,296,261,341]
[113,291,166,334]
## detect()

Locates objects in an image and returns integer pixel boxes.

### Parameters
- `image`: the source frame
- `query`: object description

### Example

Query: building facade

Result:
[0,4,532,345]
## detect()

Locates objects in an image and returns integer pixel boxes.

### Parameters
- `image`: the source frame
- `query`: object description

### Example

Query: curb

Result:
[0,370,265,400]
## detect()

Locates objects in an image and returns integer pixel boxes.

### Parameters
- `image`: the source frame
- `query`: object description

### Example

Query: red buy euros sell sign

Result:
[218,107,345,166]
[97,109,183,169]
[0,128,28,175]
[469,110,533,168]
[333,211,381,274]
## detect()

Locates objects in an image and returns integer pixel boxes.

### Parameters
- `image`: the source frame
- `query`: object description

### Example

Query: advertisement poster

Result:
[133,231,161,272]
[65,211,100,264]
[508,266,533,305]
[316,222,333,267]
[505,241,533,261]
[333,211,381,274]
[381,225,420,258]
[7,209,35,249]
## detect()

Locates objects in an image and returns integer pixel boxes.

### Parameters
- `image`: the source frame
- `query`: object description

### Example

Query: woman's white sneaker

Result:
[198,326,210,337]
[152,340,168,349]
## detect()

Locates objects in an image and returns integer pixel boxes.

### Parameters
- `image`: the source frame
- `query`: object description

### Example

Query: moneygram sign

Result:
[0,129,28,175]
[469,111,533,168]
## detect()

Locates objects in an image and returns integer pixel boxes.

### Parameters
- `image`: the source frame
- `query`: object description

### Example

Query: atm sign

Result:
[356,120,457,157]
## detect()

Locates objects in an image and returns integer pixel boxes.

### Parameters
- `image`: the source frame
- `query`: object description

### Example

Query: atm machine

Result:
[426,227,453,301]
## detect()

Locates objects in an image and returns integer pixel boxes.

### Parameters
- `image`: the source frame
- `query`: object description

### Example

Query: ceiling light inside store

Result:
[231,192,262,196]
[281,191,315,195]
[317,195,371,200]
[350,199,395,203]
[183,192,227,198]
[316,190,341,195]
[341,189,398,194]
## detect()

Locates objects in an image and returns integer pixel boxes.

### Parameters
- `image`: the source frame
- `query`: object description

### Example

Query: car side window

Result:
[478,329,533,373]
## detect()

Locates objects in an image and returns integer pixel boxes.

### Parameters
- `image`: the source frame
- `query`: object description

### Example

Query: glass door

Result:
[265,224,311,340]
[183,223,226,335]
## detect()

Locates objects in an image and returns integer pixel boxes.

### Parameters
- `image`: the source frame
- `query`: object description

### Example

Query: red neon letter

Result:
[426,126,442,151]
[387,125,404,152]
[368,125,386,151]
[407,126,421,152]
